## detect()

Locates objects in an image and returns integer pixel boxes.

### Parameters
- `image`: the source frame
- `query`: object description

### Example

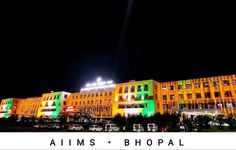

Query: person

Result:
[123,126,126,131]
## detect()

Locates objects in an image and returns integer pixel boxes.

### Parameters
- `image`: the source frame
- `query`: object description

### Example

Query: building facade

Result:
[159,75,236,116]
[0,98,21,118]
[0,74,236,119]
[66,88,114,119]
[112,80,158,117]
[37,91,71,118]
[18,97,41,117]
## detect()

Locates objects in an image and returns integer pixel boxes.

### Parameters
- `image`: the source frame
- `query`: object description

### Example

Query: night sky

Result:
[0,1,235,99]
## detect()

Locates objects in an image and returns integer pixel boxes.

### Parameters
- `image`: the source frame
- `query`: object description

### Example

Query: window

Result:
[119,87,123,93]
[105,92,107,96]
[178,85,182,90]
[109,92,112,96]
[213,81,219,87]
[88,94,90,97]
[155,85,157,91]
[225,91,232,97]
[125,95,128,100]
[64,95,67,98]
[170,85,174,90]
[84,94,86,98]
[144,84,148,91]
[80,95,83,98]
[204,82,209,87]
[119,96,123,101]
[131,95,135,100]
[144,94,149,99]
[223,80,230,86]
[162,85,166,90]
[214,92,221,98]
[137,85,142,92]
[196,93,201,98]
[186,84,191,89]
[226,103,233,108]
[205,92,211,98]
[100,93,103,96]
[87,101,90,104]
[96,93,98,97]
[124,86,128,93]
[155,94,157,99]
[92,94,94,97]
[179,94,184,99]
[109,99,111,103]
[195,83,200,88]
[91,100,93,104]
[187,94,192,99]
[170,95,174,100]
[130,86,135,92]
[53,95,56,100]
[63,101,66,105]
[234,80,236,85]
[163,95,167,100]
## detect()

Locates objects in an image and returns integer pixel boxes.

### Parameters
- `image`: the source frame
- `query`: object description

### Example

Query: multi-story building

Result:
[37,91,71,118]
[159,74,236,116]
[0,98,21,118]
[66,77,115,119]
[17,97,41,117]
[112,80,158,117]
[0,74,236,119]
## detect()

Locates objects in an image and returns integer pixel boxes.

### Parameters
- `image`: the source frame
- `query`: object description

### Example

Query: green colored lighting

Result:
[4,98,13,119]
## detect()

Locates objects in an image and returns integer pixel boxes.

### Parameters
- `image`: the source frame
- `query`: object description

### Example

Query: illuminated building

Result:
[37,91,71,118]
[67,77,114,119]
[159,74,236,116]
[17,97,41,117]
[112,80,158,117]
[0,74,235,119]
[0,98,21,118]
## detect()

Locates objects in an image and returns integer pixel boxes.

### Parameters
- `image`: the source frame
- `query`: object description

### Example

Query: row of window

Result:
[163,80,236,90]
[42,108,56,112]
[118,103,148,109]
[78,107,111,112]
[162,91,234,100]
[118,94,153,101]
[118,84,149,93]
[71,99,112,105]
[43,94,68,101]
[71,92,113,99]
[162,102,236,109]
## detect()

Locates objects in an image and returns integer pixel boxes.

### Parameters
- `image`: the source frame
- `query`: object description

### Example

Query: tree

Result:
[112,114,126,127]
[227,114,236,129]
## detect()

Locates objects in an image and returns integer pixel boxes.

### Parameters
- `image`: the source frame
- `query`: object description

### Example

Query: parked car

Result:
[89,125,103,131]
[221,123,230,127]
[179,125,185,132]
[50,124,61,129]
[34,124,49,129]
[68,124,84,131]
[133,124,144,132]
[208,121,220,126]
[191,126,198,132]
[147,123,158,132]
[105,123,120,132]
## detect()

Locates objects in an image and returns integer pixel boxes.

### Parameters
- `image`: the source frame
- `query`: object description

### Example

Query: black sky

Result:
[0,1,235,99]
